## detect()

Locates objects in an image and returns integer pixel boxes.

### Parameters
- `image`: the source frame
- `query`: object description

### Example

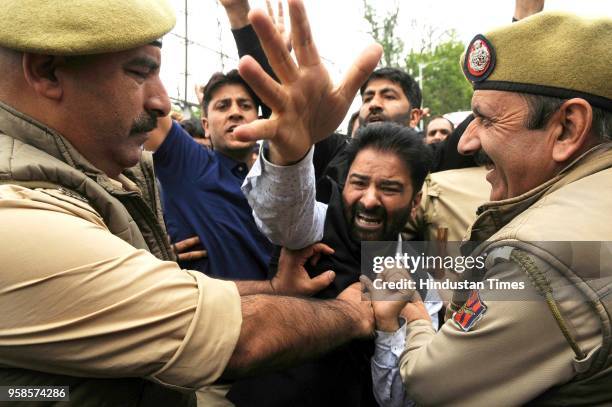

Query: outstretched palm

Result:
[234,0,382,165]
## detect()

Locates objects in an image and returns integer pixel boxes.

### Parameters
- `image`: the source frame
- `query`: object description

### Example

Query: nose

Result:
[359,185,381,209]
[145,77,171,118]
[228,102,245,121]
[458,119,481,155]
[368,94,383,113]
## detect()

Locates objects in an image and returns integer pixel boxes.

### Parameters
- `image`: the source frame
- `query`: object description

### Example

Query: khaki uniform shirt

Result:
[404,167,491,242]
[0,184,242,390]
[399,146,612,405]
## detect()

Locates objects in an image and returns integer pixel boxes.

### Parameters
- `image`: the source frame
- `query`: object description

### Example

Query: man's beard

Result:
[130,111,158,135]
[344,200,413,241]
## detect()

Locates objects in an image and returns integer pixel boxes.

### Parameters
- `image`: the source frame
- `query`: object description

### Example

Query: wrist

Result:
[267,143,309,166]
[339,299,373,339]
[513,0,544,20]
[224,3,250,29]
[376,317,401,332]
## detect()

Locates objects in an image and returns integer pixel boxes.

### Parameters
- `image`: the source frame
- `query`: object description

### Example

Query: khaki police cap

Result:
[462,12,612,112]
[0,0,176,55]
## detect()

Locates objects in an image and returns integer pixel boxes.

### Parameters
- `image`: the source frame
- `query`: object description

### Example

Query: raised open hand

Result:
[234,0,382,165]
[266,0,292,52]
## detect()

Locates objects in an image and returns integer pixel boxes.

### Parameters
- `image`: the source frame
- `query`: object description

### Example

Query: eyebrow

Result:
[379,87,400,95]
[471,104,489,119]
[213,97,254,105]
[379,180,404,189]
[364,87,400,96]
[123,56,160,71]
[349,173,370,181]
[349,174,405,188]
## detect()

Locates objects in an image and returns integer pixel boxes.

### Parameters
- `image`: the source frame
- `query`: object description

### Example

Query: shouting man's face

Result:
[342,148,420,241]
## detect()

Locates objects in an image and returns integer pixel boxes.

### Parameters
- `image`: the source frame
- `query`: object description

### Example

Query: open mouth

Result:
[355,212,383,229]
[226,125,238,134]
[366,116,384,124]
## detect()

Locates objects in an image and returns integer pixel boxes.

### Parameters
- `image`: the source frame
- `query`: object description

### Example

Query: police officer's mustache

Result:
[130,111,158,134]
[474,149,494,167]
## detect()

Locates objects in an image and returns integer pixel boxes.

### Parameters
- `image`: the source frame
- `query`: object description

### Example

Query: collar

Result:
[215,151,249,177]
[467,143,612,242]
[0,100,140,194]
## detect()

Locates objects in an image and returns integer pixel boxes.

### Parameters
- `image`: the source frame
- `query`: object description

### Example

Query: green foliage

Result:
[405,32,474,116]
[361,1,473,116]
[171,102,202,120]
[362,0,403,68]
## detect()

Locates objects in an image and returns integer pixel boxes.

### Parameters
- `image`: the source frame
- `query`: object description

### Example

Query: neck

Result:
[218,147,251,164]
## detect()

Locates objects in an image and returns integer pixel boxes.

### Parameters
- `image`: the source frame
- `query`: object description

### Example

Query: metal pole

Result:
[184,0,189,109]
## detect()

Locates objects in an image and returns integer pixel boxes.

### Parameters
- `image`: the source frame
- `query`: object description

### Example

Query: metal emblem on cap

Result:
[463,34,496,83]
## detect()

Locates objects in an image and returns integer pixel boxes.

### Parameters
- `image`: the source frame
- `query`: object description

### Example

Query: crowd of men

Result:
[0,0,610,406]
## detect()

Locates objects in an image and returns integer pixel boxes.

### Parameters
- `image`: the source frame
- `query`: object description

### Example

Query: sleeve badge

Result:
[452,289,487,332]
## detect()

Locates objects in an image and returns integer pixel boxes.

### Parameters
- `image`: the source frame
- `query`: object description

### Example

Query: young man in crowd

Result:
[145,70,273,280]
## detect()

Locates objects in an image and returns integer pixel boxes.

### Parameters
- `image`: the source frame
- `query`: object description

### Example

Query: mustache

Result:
[474,149,494,167]
[366,112,387,122]
[352,202,386,220]
[130,111,158,134]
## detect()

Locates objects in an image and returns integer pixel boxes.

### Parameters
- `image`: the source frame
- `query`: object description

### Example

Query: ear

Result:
[551,98,593,163]
[201,116,209,134]
[22,53,64,100]
[410,191,423,220]
[409,108,422,128]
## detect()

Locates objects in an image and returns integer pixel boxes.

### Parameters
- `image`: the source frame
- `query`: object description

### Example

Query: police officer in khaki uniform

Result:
[371,12,612,406]
[0,1,378,405]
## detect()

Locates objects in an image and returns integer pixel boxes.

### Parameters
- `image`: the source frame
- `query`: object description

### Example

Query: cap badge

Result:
[463,34,496,83]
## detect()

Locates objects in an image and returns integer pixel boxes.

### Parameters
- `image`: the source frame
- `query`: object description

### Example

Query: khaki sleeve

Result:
[399,258,602,406]
[0,186,242,390]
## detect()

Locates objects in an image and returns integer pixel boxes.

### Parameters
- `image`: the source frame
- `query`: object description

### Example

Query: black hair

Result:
[179,117,205,138]
[202,69,260,117]
[522,93,612,141]
[359,67,422,109]
[345,122,432,194]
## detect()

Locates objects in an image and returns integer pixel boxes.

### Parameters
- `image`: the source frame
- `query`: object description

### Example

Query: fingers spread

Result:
[238,55,286,110]
[233,118,278,143]
[335,43,383,104]
[265,0,276,23]
[278,0,285,29]
[249,8,298,83]
[288,0,320,67]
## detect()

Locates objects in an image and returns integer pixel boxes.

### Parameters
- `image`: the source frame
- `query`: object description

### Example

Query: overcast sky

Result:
[161,0,611,122]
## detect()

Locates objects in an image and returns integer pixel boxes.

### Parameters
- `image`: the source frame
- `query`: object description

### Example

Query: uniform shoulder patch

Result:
[452,289,487,332]
[463,34,496,83]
